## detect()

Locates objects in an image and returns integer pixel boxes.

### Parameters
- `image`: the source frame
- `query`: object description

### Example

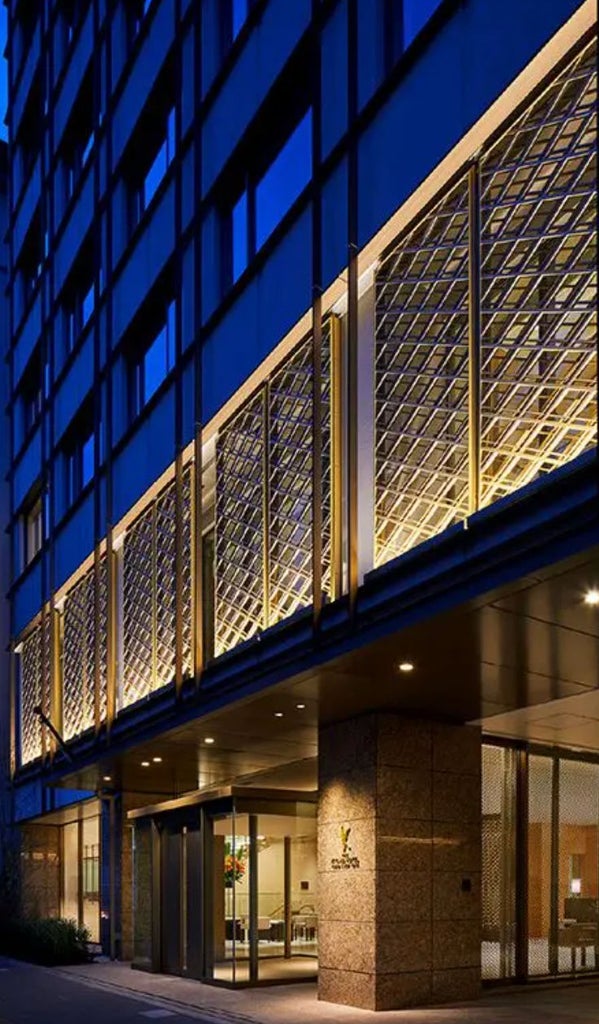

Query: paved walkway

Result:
[57,960,599,1023]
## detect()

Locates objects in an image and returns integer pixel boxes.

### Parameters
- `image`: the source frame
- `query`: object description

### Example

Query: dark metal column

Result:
[515,748,529,981]
[249,814,258,983]
[284,836,292,959]
[549,755,560,976]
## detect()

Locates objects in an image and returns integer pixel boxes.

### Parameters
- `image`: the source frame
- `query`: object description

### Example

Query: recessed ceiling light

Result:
[584,588,599,607]
[204,737,215,744]
[103,775,111,782]
[274,712,284,718]
[141,761,150,767]
[152,757,162,763]
[296,703,306,710]
[398,661,414,673]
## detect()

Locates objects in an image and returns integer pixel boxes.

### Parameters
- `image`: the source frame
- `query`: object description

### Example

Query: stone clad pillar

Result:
[318,713,481,1010]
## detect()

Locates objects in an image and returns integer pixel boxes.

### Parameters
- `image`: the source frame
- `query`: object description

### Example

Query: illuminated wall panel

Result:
[374,176,470,567]
[480,39,597,506]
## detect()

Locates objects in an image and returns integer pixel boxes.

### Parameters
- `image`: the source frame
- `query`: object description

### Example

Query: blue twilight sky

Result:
[0,5,7,141]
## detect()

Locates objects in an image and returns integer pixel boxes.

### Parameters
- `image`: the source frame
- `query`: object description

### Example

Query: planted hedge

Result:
[0,917,91,965]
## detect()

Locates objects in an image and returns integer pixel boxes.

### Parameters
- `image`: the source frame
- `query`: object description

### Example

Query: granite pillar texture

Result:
[318,714,481,1010]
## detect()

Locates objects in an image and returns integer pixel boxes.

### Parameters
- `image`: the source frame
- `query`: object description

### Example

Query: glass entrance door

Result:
[205,800,317,985]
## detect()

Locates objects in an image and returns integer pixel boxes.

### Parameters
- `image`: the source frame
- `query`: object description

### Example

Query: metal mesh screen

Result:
[269,337,314,623]
[321,321,334,599]
[480,40,597,506]
[181,466,193,675]
[62,569,95,741]
[482,744,517,980]
[98,554,108,723]
[528,754,553,976]
[215,391,266,656]
[214,331,335,655]
[19,618,51,765]
[155,481,177,689]
[122,504,154,707]
[374,175,470,567]
[20,626,43,765]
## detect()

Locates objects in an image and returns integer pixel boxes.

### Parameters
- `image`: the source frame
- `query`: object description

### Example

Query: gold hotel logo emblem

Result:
[331,824,360,870]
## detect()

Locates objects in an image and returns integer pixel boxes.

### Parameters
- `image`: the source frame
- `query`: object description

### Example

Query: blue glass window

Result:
[82,433,95,486]
[82,283,94,326]
[134,301,176,412]
[232,0,249,39]
[403,0,443,47]
[142,109,175,209]
[232,190,248,283]
[255,110,312,250]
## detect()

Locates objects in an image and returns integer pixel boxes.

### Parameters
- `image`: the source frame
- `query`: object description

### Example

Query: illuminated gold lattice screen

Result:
[122,504,154,706]
[480,40,597,506]
[61,555,108,740]
[20,619,51,765]
[180,466,193,675]
[62,569,96,741]
[215,391,266,655]
[374,176,470,566]
[121,474,192,709]
[215,334,334,655]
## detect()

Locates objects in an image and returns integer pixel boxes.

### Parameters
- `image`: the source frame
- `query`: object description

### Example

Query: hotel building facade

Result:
[3,0,598,1010]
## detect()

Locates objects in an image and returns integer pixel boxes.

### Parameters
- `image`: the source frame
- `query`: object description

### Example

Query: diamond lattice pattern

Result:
[215,392,266,655]
[374,176,470,567]
[215,333,335,655]
[480,40,597,505]
[122,505,154,706]
[20,619,50,765]
[62,569,96,741]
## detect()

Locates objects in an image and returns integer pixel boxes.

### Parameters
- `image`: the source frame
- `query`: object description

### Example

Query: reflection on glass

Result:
[211,812,250,983]
[62,821,79,925]
[557,760,599,973]
[82,816,100,943]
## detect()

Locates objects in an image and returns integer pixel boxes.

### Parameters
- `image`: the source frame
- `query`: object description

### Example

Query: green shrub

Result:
[0,916,92,965]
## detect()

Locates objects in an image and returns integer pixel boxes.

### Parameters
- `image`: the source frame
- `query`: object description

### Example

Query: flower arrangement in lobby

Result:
[224,842,246,887]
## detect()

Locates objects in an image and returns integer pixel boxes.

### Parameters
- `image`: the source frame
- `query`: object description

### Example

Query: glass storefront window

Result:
[557,760,599,973]
[60,815,100,944]
[206,801,318,985]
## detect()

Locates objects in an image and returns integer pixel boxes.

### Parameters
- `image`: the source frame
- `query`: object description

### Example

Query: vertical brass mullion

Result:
[312,307,323,626]
[151,503,158,692]
[106,530,117,730]
[468,162,481,515]
[330,315,343,601]
[50,604,62,758]
[77,817,84,930]
[40,608,48,759]
[9,646,16,778]
[262,385,271,631]
[93,546,101,732]
[346,0,359,615]
[193,430,204,683]
[174,453,184,696]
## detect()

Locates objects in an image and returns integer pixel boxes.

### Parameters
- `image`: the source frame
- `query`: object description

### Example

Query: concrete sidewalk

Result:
[56,960,599,1023]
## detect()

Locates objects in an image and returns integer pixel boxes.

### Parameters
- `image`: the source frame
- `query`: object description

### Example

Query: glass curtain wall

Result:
[483,742,599,982]
[60,815,100,943]
[207,802,317,985]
